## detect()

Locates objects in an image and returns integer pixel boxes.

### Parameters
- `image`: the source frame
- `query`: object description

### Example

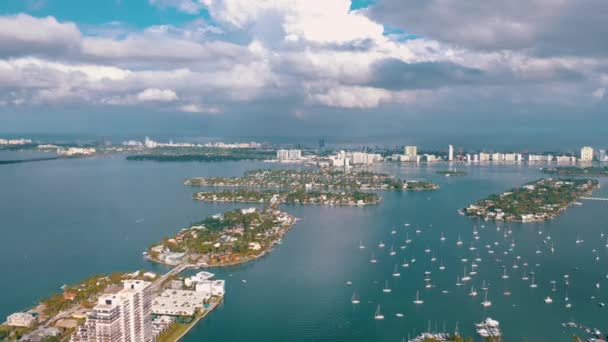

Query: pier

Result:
[580,197,608,201]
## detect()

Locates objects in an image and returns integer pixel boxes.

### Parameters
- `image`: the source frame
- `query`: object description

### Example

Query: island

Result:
[146,207,296,267]
[542,166,608,176]
[436,170,467,176]
[185,169,439,191]
[126,147,275,162]
[462,178,598,222]
[193,189,380,206]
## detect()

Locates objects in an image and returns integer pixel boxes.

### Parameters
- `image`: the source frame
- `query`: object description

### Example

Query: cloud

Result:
[136,88,178,102]
[178,103,221,113]
[149,0,206,14]
[367,0,608,57]
[0,14,81,58]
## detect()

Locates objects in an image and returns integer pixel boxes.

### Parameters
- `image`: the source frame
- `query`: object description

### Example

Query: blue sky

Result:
[0,0,606,144]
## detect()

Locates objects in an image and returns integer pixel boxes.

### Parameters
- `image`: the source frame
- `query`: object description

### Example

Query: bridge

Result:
[580,197,608,201]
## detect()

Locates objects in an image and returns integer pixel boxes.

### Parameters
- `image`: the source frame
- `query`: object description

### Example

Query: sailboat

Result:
[378,240,385,248]
[370,253,377,264]
[359,241,365,249]
[481,290,492,307]
[530,274,538,288]
[405,233,412,244]
[393,264,401,277]
[389,245,396,256]
[480,280,488,291]
[456,233,463,246]
[462,266,471,282]
[383,280,392,293]
[374,305,385,320]
[544,296,553,304]
[550,242,555,254]
[439,261,446,271]
[351,292,360,304]
[413,290,424,304]
[501,268,509,279]
[468,286,478,297]
[440,232,446,242]
[402,257,410,268]
[456,276,463,286]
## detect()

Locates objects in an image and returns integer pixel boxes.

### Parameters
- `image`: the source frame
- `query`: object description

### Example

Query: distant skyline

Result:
[0,0,607,141]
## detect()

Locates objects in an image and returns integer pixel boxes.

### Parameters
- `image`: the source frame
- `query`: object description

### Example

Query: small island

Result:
[193,189,380,206]
[126,147,275,162]
[463,178,599,222]
[185,169,439,191]
[436,170,467,176]
[542,166,608,176]
[146,207,297,267]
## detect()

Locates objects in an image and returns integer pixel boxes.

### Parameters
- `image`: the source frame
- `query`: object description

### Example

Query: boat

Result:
[501,268,509,279]
[424,247,431,253]
[480,280,488,291]
[374,305,384,320]
[351,292,360,304]
[370,253,377,264]
[395,313,404,318]
[378,241,385,248]
[389,245,396,256]
[359,241,365,249]
[402,258,410,268]
[391,230,397,235]
[405,233,412,244]
[530,274,538,288]
[439,261,445,271]
[469,286,478,297]
[455,276,463,286]
[440,232,446,242]
[461,266,471,282]
[383,280,392,293]
[413,290,424,304]
[393,264,401,277]
[481,290,492,307]
[475,318,501,338]
[544,296,553,304]
[346,281,352,286]
[456,234,463,246]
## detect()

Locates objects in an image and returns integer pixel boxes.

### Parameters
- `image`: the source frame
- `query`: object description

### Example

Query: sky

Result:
[0,0,607,146]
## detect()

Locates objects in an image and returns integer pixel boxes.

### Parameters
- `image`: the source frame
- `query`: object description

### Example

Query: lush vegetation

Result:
[126,148,275,162]
[464,178,598,222]
[542,166,608,176]
[194,189,380,205]
[436,170,468,176]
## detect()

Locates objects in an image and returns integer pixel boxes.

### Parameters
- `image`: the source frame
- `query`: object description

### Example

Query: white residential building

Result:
[151,290,210,316]
[6,312,37,328]
[580,146,594,162]
[73,280,152,342]
[556,155,577,164]
[276,149,301,160]
[479,153,490,162]
[404,146,417,157]
[599,150,607,162]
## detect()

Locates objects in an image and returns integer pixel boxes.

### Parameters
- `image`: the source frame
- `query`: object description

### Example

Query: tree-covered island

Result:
[126,147,275,162]
[146,207,297,266]
[436,170,468,176]
[185,169,438,191]
[194,189,380,206]
[542,166,608,176]
[463,178,598,222]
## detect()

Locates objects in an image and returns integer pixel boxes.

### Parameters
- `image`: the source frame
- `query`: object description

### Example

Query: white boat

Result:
[383,280,392,293]
[456,234,463,246]
[469,286,478,297]
[374,305,385,320]
[370,253,377,264]
[456,276,463,286]
[424,247,431,253]
[440,232,446,242]
[413,290,424,304]
[501,268,509,279]
[402,258,410,268]
[389,246,396,256]
[544,296,553,304]
[439,261,445,271]
[481,290,492,307]
[359,241,365,249]
[480,280,488,291]
[462,266,471,282]
[346,281,352,286]
[378,241,385,248]
[391,230,397,235]
[530,275,538,288]
[393,265,401,277]
[405,233,412,244]
[351,292,360,304]
[395,313,404,318]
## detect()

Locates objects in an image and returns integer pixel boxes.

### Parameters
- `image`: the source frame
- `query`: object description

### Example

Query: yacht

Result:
[389,246,396,256]
[359,241,365,249]
[402,258,410,268]
[393,265,401,277]
[462,267,471,282]
[391,230,397,235]
[395,313,404,318]
[351,292,360,304]
[378,241,385,248]
[456,234,463,246]
[424,247,431,253]
[370,253,377,264]
[440,233,446,242]
[374,305,385,320]
[439,261,446,271]
[456,276,463,286]
[544,296,553,304]
[501,268,509,279]
[413,290,424,304]
[530,275,538,288]
[481,290,492,307]
[480,280,488,291]
[346,281,352,286]
[469,286,478,297]
[383,280,392,293]
[405,233,412,244]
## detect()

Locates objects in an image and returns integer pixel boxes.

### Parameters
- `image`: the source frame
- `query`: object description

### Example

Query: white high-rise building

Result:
[404,146,417,157]
[599,150,607,162]
[73,280,152,342]
[580,146,594,162]
[448,145,454,162]
[288,149,301,160]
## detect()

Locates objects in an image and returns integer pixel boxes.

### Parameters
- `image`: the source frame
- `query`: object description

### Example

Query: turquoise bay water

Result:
[1,156,607,341]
